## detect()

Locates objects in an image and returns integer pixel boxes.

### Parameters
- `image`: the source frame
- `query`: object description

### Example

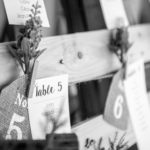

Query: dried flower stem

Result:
[9,1,46,75]
[109,27,132,65]
[85,132,128,150]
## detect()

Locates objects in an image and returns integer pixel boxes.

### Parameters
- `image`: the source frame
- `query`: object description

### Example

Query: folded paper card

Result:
[99,0,129,29]
[3,0,50,27]
[28,74,71,139]
[124,59,150,150]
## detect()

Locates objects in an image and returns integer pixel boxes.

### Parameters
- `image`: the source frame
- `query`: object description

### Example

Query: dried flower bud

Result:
[30,30,37,40]
[9,1,46,74]
[21,37,30,55]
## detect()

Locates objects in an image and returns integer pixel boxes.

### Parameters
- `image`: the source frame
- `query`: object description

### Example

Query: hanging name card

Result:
[3,0,50,27]
[104,69,128,130]
[99,0,129,29]
[124,59,150,150]
[28,74,71,139]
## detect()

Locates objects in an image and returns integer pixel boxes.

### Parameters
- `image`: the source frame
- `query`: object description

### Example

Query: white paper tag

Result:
[28,74,71,139]
[3,0,50,27]
[99,0,129,29]
[124,59,150,150]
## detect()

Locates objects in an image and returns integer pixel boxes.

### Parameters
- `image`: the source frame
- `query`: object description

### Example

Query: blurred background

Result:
[0,0,150,126]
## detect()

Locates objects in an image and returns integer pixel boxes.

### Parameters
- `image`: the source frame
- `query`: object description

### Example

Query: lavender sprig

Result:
[9,1,46,74]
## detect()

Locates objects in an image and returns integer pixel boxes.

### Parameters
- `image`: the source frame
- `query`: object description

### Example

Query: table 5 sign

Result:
[28,74,71,139]
[0,74,71,140]
[35,81,63,97]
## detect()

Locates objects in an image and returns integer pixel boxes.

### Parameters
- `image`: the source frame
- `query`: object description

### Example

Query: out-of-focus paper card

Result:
[72,115,133,150]
[99,0,129,29]
[28,74,71,139]
[3,0,50,27]
[124,59,150,150]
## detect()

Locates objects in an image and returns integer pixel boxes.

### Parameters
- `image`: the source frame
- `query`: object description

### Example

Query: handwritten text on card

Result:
[124,59,150,150]
[3,0,50,27]
[100,0,129,29]
[28,75,71,139]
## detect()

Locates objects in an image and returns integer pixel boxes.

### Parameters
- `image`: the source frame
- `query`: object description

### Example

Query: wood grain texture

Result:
[1,24,150,88]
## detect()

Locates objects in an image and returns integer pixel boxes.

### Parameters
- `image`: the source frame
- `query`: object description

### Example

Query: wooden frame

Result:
[1,24,150,86]
[1,23,150,149]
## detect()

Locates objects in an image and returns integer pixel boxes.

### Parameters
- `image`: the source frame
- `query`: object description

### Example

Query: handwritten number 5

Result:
[58,82,62,92]
[6,113,25,140]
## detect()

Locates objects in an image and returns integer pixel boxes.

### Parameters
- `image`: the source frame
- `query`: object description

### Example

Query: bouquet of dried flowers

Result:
[9,1,45,75]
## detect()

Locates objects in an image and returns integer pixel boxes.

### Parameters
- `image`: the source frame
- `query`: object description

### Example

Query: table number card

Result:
[99,0,129,29]
[104,69,128,130]
[28,74,71,139]
[124,59,150,150]
[3,0,50,27]
[0,75,30,139]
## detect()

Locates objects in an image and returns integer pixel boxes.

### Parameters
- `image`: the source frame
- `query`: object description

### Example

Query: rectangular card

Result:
[99,0,129,29]
[28,74,71,139]
[3,0,50,27]
[124,59,150,150]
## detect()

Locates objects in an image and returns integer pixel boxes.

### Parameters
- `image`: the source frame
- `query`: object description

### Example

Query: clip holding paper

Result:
[109,27,132,79]
[28,60,39,98]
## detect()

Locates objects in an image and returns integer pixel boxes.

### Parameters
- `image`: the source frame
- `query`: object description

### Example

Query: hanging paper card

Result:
[28,74,71,139]
[124,59,150,150]
[99,0,129,29]
[0,75,31,139]
[3,0,50,27]
[104,69,128,130]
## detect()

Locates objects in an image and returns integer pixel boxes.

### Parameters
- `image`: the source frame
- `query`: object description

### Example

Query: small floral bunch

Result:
[9,1,45,74]
[108,132,128,150]
[109,27,132,65]
[85,132,128,150]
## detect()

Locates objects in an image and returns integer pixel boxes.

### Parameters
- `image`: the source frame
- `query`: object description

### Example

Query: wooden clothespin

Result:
[109,27,132,79]
[27,60,39,98]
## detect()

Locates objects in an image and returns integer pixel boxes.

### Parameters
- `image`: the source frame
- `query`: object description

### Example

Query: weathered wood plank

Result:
[1,24,150,88]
